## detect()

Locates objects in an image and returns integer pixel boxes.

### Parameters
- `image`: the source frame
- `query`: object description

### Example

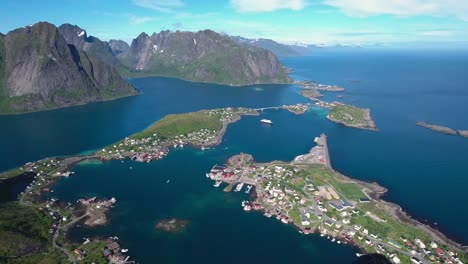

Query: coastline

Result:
[206,133,468,263]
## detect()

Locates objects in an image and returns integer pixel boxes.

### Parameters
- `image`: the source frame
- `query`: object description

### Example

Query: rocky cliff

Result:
[118,30,291,85]
[0,22,138,113]
[108,39,130,56]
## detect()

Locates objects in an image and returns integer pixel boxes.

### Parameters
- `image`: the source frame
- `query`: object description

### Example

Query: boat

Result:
[121,249,128,253]
[331,238,336,242]
[260,119,273,124]
[264,213,272,218]
[235,182,244,192]
[166,180,170,183]
[320,233,325,237]
[243,205,251,211]
[245,185,252,193]
[213,181,222,187]
[201,146,205,151]
[356,253,363,257]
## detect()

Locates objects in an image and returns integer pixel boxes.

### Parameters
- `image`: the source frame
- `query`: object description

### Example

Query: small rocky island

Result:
[416,122,457,135]
[327,103,377,131]
[458,130,468,138]
[156,218,190,233]
[417,122,468,138]
[297,80,345,92]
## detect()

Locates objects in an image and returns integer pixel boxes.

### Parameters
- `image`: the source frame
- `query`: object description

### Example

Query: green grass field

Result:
[133,110,223,139]
[328,104,367,125]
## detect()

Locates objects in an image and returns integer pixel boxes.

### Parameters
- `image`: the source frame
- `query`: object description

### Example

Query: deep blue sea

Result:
[1,50,467,263]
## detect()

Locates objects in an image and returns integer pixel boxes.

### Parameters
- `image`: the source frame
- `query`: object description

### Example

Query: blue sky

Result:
[1,0,468,47]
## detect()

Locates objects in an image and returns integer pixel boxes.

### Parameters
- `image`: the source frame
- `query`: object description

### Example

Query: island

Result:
[458,130,468,138]
[297,80,346,92]
[301,89,323,101]
[327,103,377,131]
[296,80,377,131]
[416,122,468,139]
[416,122,457,135]
[206,134,468,264]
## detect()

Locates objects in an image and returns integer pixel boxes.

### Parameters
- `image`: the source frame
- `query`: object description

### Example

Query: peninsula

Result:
[206,134,468,264]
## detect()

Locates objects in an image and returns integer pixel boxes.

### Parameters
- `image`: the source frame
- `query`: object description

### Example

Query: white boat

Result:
[206,173,211,178]
[243,205,251,211]
[213,181,222,187]
[245,185,252,194]
[166,180,170,183]
[235,182,244,192]
[260,119,273,124]
[121,249,128,253]
[331,238,336,242]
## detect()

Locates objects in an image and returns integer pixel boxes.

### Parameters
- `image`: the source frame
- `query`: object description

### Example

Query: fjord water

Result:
[1,50,468,262]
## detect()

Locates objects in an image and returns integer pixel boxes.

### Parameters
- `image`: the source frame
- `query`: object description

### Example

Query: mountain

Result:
[108,39,129,56]
[57,24,128,73]
[233,36,310,57]
[0,22,138,114]
[118,30,291,86]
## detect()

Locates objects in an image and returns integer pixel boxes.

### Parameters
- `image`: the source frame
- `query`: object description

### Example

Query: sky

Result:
[1,0,468,47]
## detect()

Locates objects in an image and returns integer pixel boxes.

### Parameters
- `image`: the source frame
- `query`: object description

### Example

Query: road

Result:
[52,220,76,264]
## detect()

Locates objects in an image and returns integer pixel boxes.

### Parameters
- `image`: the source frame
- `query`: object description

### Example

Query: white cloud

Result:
[129,15,155,25]
[132,0,184,12]
[324,0,468,21]
[419,30,454,37]
[230,0,306,12]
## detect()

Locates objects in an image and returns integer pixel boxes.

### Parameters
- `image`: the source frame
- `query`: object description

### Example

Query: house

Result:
[103,248,112,258]
[436,248,444,256]
[325,219,335,227]
[107,241,120,254]
[341,199,354,209]
[329,200,344,211]
[359,197,371,203]
[301,214,310,226]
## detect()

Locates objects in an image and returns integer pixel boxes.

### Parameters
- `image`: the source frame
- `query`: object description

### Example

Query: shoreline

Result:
[207,133,468,263]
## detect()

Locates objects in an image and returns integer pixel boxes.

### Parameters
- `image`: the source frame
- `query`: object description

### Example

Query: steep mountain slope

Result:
[57,24,128,74]
[108,39,130,56]
[118,30,291,86]
[0,22,138,114]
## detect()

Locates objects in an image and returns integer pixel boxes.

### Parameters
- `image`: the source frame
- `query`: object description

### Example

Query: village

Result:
[97,107,260,162]
[206,134,467,264]
[296,80,346,91]
[7,157,136,264]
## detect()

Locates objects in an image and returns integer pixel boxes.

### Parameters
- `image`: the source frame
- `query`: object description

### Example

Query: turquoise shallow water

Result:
[1,50,468,262]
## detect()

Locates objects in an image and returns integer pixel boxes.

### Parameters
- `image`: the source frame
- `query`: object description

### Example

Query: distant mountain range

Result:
[232,36,311,57]
[0,22,292,113]
[232,36,363,57]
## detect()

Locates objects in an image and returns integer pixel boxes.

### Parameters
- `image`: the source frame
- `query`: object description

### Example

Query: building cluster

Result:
[206,157,466,264]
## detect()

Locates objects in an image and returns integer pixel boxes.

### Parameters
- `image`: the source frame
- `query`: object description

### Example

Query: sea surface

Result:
[1,50,468,263]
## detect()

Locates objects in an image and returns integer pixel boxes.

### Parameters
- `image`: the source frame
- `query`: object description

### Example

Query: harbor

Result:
[205,134,468,264]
